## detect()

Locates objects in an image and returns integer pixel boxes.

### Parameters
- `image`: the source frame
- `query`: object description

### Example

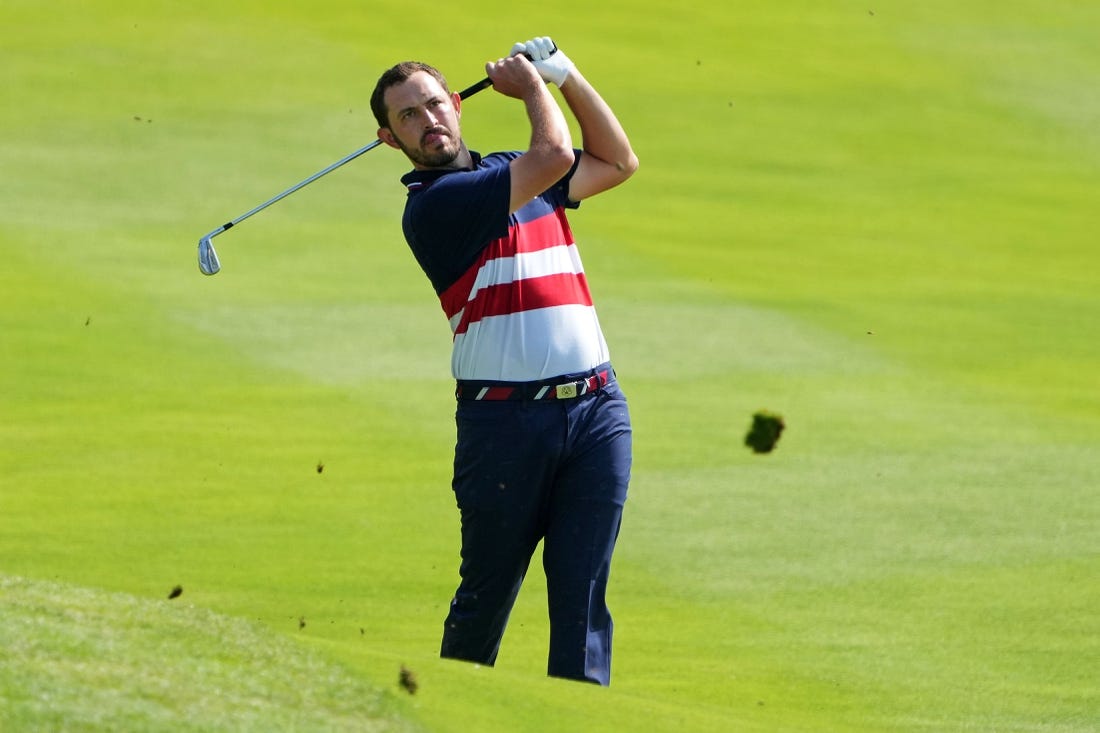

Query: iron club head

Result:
[198,235,221,275]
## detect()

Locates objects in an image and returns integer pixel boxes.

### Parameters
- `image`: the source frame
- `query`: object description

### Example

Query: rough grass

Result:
[0,575,419,732]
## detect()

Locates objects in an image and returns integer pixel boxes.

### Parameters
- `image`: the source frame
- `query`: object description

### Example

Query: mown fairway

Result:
[2,1,1098,730]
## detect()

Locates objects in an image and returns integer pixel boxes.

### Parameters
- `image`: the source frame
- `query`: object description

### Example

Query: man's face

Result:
[378,71,464,169]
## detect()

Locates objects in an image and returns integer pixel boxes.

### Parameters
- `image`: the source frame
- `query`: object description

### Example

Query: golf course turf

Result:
[2,1,1098,730]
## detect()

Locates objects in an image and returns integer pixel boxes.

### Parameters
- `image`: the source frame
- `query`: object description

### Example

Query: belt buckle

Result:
[555,382,579,399]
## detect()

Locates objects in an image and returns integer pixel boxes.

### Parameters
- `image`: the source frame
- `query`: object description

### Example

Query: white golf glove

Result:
[509,36,575,87]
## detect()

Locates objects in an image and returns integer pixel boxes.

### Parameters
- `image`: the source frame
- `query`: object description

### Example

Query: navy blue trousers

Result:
[440,376,631,685]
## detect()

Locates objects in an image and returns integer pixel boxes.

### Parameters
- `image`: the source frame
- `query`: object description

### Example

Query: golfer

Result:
[371,37,637,685]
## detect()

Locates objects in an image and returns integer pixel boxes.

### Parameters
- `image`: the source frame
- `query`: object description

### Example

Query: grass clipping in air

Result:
[744,410,785,454]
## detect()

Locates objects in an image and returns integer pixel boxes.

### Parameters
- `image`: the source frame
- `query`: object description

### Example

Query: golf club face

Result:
[198,236,221,275]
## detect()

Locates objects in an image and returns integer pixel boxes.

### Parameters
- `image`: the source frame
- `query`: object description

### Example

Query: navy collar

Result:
[400,151,483,192]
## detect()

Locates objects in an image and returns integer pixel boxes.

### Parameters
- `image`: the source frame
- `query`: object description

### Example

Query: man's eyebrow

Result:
[398,93,446,116]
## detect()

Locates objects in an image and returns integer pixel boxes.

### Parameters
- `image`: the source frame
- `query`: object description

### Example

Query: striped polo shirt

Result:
[400,150,610,382]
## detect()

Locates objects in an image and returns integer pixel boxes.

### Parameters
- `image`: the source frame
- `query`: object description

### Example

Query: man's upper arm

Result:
[508,147,576,213]
[566,152,634,203]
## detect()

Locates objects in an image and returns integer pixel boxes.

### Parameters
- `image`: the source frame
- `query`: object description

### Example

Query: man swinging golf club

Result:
[371,37,637,685]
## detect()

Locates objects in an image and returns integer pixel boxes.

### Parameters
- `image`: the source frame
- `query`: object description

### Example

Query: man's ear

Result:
[377,127,400,150]
[452,91,463,118]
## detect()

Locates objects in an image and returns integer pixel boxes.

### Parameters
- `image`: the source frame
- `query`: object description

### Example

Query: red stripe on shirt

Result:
[439,209,576,320]
[513,207,575,253]
[454,272,593,335]
[440,264,480,321]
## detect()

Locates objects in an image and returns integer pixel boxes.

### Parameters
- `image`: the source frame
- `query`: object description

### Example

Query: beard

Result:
[396,128,462,168]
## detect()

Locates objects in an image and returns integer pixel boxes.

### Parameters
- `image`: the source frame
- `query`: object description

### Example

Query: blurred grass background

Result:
[2,1,1098,730]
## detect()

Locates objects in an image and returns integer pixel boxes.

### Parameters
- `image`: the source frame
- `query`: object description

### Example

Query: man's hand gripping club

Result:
[510,36,576,87]
[485,43,574,214]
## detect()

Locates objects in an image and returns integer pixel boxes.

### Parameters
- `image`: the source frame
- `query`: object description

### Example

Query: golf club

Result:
[197,67,528,276]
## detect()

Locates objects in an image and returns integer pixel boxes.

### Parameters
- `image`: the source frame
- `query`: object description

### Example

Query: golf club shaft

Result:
[203,139,383,240]
[202,78,496,243]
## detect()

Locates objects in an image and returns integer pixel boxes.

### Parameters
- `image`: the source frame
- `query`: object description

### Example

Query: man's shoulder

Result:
[481,150,520,166]
[400,151,517,194]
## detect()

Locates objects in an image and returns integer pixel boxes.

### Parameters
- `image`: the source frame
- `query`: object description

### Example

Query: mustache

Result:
[421,126,450,145]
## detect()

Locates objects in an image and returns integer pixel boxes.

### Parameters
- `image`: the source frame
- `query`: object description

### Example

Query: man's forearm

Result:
[526,82,573,160]
[490,55,574,212]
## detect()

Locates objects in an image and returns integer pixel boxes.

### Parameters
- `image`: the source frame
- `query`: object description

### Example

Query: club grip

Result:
[457,77,493,100]
[456,45,559,100]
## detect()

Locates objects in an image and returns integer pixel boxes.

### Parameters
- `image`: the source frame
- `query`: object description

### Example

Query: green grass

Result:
[0,576,417,732]
[3,0,1099,730]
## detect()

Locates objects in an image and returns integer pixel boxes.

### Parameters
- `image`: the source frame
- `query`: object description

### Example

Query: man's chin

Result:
[422,150,460,167]
[397,135,463,169]
[411,146,461,168]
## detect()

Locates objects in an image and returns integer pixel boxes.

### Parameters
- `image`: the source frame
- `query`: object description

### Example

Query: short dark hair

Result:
[370,62,450,129]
